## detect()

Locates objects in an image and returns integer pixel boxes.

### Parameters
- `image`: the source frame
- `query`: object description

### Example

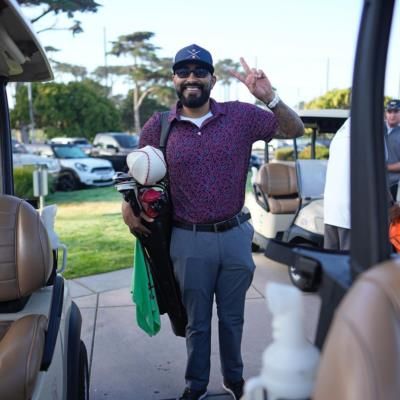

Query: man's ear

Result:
[211,75,217,89]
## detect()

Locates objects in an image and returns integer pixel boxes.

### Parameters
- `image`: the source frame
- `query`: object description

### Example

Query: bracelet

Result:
[267,92,280,109]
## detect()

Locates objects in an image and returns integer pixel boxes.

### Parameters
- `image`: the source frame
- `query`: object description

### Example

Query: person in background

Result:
[122,44,304,400]
[324,115,400,251]
[385,99,400,201]
[324,118,351,250]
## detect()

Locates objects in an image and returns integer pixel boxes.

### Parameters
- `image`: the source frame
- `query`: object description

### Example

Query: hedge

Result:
[13,165,56,200]
[275,145,329,161]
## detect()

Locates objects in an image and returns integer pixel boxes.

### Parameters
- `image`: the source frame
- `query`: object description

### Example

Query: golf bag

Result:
[115,173,187,337]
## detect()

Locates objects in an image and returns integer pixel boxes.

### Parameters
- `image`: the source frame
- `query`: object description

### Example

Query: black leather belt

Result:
[173,212,251,233]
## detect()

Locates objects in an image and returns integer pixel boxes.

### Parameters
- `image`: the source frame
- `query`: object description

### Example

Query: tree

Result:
[305,88,351,109]
[51,59,87,81]
[17,0,101,35]
[120,91,170,132]
[109,31,172,132]
[11,80,122,140]
[305,88,393,110]
[92,65,130,96]
[214,59,240,101]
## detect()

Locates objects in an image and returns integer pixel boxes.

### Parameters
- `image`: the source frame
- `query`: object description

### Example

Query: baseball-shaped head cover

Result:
[126,145,167,185]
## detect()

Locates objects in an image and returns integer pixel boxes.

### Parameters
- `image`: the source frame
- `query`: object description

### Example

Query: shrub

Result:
[13,165,56,200]
[275,147,295,161]
[299,145,330,160]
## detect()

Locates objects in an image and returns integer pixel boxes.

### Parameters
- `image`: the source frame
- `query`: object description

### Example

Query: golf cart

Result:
[0,1,89,399]
[257,0,400,398]
[247,109,349,252]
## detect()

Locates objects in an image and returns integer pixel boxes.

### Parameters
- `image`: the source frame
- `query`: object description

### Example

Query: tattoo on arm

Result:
[270,101,304,139]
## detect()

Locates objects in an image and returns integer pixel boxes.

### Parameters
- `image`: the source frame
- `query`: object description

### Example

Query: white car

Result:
[12,139,60,176]
[28,143,115,191]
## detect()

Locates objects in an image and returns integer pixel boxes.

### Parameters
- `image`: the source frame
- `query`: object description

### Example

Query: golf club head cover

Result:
[126,145,167,185]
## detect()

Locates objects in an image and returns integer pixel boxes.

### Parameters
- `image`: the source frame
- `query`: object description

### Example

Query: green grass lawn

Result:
[47,186,135,279]
[47,173,253,279]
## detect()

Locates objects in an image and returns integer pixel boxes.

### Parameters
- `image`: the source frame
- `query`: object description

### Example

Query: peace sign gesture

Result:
[230,57,275,105]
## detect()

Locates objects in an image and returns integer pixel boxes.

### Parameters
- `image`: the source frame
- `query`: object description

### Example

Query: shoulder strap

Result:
[159,111,172,154]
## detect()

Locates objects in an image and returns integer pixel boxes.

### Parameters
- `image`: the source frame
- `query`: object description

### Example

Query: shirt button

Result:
[198,131,201,136]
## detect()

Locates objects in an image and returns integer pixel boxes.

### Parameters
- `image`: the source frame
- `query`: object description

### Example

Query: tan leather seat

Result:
[0,195,53,400]
[314,259,400,400]
[255,163,299,214]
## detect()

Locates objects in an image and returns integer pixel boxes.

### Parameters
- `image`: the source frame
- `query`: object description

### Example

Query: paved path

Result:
[70,253,321,400]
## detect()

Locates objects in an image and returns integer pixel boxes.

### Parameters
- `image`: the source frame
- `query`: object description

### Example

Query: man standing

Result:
[122,44,304,400]
[324,118,351,250]
[386,99,400,200]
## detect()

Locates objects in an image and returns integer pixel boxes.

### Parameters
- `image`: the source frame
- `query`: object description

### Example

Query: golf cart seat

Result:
[314,259,400,400]
[0,195,53,400]
[254,162,299,214]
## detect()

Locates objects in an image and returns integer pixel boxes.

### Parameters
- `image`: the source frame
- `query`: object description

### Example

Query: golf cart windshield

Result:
[260,109,349,163]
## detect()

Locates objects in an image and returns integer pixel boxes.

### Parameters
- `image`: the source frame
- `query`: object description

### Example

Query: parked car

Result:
[12,139,60,177]
[50,137,92,155]
[91,132,139,171]
[28,143,115,191]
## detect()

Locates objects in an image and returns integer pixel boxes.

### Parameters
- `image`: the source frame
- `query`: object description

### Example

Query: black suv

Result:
[91,132,139,171]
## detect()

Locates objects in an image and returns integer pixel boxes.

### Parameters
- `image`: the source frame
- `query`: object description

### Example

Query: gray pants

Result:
[170,222,255,391]
[324,224,350,251]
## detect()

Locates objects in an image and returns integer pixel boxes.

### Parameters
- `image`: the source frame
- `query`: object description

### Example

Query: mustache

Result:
[182,83,203,89]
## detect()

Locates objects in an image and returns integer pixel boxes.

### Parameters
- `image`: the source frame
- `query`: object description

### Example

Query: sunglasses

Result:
[387,109,400,113]
[174,67,210,78]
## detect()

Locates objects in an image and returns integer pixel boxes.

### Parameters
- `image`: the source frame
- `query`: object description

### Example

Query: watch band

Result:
[267,92,280,109]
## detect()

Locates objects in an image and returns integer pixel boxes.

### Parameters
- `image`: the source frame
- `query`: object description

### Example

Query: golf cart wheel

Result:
[78,340,90,400]
[58,172,78,191]
[251,242,260,252]
[289,266,318,293]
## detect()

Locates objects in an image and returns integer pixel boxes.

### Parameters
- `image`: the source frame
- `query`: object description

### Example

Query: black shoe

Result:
[222,378,245,400]
[179,387,208,400]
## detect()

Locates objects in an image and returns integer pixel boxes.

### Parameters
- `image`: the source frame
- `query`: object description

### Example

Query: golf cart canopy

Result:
[0,0,53,82]
[299,109,350,133]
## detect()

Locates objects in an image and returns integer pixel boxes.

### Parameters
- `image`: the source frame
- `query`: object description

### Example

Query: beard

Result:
[176,82,212,108]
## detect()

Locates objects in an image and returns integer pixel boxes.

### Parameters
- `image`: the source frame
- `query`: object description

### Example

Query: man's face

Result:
[386,108,400,128]
[173,63,216,108]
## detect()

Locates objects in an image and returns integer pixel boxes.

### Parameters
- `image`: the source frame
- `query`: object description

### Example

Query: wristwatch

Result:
[267,92,280,109]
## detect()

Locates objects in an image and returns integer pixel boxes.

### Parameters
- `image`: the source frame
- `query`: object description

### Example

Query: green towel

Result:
[131,240,161,336]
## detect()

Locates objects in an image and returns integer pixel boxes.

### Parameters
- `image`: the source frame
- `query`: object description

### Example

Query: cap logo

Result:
[187,48,200,59]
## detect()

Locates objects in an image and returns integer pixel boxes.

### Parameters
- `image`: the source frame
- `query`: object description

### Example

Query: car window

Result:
[73,139,90,145]
[53,146,86,159]
[114,135,138,148]
[97,136,115,147]
[12,140,28,154]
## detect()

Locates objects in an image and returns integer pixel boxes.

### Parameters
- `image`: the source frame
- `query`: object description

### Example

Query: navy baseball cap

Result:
[172,44,214,74]
[386,99,400,111]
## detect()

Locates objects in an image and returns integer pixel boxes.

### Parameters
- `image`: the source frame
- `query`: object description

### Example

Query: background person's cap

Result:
[173,44,214,74]
[386,99,400,111]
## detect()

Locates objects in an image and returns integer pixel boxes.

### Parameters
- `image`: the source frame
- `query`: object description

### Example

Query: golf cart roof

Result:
[0,0,53,82]
[298,109,350,133]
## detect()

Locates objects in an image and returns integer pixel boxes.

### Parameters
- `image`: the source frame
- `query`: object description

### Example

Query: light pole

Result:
[27,82,35,142]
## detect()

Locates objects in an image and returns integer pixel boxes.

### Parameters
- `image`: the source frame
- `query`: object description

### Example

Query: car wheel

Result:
[58,172,77,191]
[78,340,90,400]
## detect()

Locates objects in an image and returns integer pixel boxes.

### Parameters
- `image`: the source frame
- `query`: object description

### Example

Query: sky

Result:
[21,0,400,108]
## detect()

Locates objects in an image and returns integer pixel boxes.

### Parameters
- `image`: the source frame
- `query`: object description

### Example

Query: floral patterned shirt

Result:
[139,98,277,223]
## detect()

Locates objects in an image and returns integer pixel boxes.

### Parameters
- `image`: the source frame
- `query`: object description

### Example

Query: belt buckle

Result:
[214,219,231,232]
